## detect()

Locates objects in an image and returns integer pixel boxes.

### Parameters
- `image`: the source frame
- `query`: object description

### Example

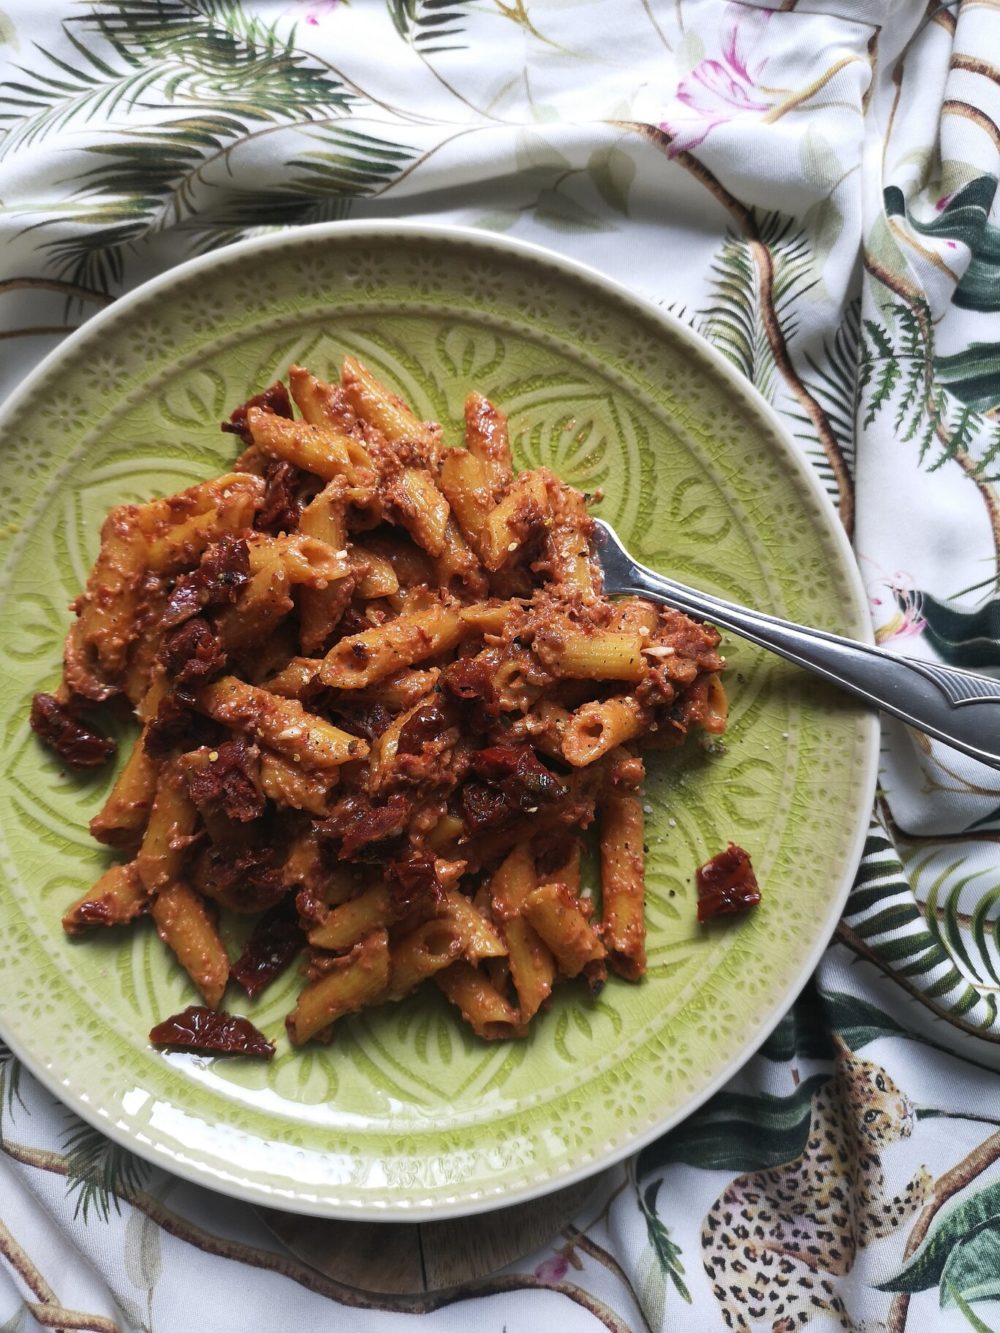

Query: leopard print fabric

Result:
[701,1038,932,1332]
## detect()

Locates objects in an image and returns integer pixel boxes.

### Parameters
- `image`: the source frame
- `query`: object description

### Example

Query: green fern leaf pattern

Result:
[638,1179,692,1303]
[845,815,998,1030]
[388,0,470,54]
[0,0,419,293]
[61,1116,150,1223]
[792,295,861,485]
[0,1040,25,1145]
[699,234,772,394]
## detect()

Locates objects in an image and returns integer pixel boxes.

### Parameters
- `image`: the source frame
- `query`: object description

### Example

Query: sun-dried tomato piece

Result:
[696,843,761,923]
[387,853,445,923]
[255,458,305,535]
[221,381,294,445]
[231,900,304,999]
[149,1005,275,1058]
[461,744,565,832]
[161,536,250,629]
[144,690,221,759]
[198,841,286,913]
[159,616,227,686]
[396,702,449,755]
[332,700,392,742]
[185,738,264,823]
[320,791,412,859]
[30,693,116,769]
[442,656,499,716]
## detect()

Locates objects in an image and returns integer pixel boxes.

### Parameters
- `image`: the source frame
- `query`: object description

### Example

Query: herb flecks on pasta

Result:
[32,361,728,1052]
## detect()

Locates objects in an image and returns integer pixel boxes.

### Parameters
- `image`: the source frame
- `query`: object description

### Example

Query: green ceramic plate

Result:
[0,224,877,1218]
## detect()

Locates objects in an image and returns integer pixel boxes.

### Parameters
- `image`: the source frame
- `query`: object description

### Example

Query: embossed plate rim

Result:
[0,221,879,1219]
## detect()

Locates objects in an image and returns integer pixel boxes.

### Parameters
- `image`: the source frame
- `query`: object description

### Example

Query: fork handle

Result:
[624,560,1000,771]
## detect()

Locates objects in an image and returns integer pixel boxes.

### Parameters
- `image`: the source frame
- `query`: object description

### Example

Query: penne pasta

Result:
[39,359,733,1057]
[89,740,159,849]
[479,471,549,571]
[286,929,391,1044]
[561,696,648,767]
[489,845,555,1023]
[196,676,366,769]
[246,407,368,484]
[150,879,230,1009]
[599,793,647,981]
[523,881,606,979]
[463,391,513,497]
[435,960,525,1041]
[63,861,147,935]
[135,763,199,895]
[318,606,464,689]
[388,918,465,1000]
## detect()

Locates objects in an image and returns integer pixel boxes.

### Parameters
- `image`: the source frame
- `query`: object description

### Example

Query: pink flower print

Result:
[866,565,927,644]
[534,1254,569,1285]
[296,0,341,25]
[889,583,927,640]
[660,4,777,157]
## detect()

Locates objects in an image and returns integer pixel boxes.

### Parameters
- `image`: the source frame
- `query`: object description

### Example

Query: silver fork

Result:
[594,518,1000,771]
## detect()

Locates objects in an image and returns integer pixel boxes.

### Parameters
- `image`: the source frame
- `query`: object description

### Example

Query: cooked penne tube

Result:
[489,845,555,1022]
[288,365,365,447]
[307,884,391,952]
[136,763,199,895]
[384,467,451,557]
[611,598,661,635]
[351,667,441,711]
[599,793,646,980]
[439,448,494,551]
[319,606,464,689]
[143,474,263,573]
[258,748,336,816]
[63,861,147,934]
[197,676,366,769]
[249,533,350,587]
[435,960,525,1040]
[479,471,549,571]
[262,656,322,698]
[299,478,348,547]
[341,356,439,460]
[246,407,368,483]
[89,740,158,848]
[286,929,390,1044]
[217,561,293,654]
[353,548,399,599]
[424,811,466,854]
[298,573,357,657]
[458,601,512,636]
[75,505,149,676]
[523,881,606,978]
[543,630,647,682]
[561,696,647,767]
[432,517,487,595]
[440,888,508,962]
[388,918,465,1000]
[463,392,513,496]
[545,475,598,598]
[150,879,230,1009]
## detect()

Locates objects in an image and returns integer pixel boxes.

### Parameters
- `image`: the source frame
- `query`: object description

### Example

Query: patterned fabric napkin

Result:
[2,2,1000,1329]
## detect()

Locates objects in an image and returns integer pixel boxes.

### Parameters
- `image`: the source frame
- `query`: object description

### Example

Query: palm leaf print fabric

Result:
[3,2,1000,1330]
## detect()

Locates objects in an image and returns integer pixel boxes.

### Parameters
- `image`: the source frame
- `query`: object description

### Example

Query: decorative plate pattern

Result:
[0,224,878,1218]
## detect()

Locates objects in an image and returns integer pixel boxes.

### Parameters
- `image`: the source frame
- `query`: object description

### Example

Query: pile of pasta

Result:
[32,359,727,1051]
